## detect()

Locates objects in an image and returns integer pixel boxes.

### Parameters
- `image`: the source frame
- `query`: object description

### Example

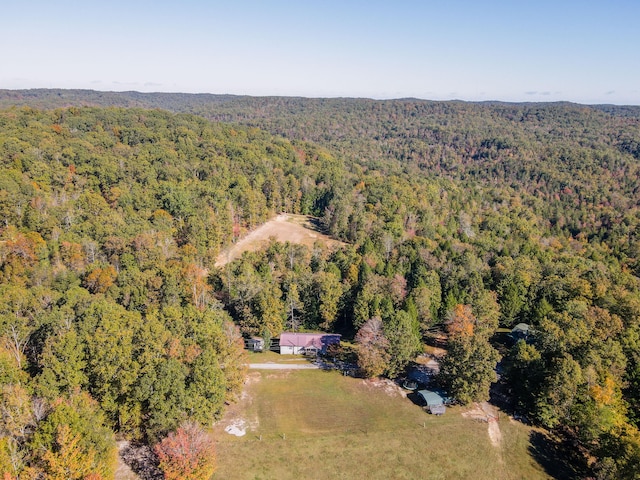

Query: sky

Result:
[1,0,639,104]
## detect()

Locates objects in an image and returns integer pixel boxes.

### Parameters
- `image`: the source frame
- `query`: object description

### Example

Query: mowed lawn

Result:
[212,370,551,480]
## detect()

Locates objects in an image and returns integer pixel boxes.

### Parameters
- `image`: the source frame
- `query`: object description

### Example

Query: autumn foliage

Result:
[354,317,390,378]
[42,424,102,480]
[1,96,640,478]
[84,265,117,294]
[154,422,216,480]
[445,304,476,339]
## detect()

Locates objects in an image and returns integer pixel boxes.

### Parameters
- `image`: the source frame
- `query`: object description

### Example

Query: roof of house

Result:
[511,323,532,338]
[417,389,445,407]
[279,332,341,348]
[512,323,530,332]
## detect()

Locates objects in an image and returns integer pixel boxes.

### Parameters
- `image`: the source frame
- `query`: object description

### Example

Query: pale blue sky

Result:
[2,1,639,104]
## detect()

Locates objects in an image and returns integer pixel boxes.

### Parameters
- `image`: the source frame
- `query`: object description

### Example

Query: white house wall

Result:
[280,346,301,354]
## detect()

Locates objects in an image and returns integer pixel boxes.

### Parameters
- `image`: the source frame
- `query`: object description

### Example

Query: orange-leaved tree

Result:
[42,424,102,480]
[445,304,476,339]
[154,421,216,480]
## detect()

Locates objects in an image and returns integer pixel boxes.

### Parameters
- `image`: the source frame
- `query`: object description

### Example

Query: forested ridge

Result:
[0,91,640,478]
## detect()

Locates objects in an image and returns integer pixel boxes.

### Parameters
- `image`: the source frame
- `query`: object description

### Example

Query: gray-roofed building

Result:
[510,323,532,341]
[418,389,447,415]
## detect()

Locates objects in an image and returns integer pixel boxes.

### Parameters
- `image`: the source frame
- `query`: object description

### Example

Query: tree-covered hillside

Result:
[0,106,349,477]
[3,91,639,256]
[0,92,640,478]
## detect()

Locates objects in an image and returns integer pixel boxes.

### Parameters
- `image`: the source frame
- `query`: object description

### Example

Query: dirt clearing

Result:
[215,214,346,267]
[362,377,407,397]
[462,401,503,448]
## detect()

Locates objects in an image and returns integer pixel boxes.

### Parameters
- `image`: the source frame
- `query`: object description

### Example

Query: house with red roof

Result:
[279,332,341,355]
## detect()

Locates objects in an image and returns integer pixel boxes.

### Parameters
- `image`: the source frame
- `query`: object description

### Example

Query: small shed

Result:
[246,337,265,352]
[279,332,341,355]
[418,389,446,415]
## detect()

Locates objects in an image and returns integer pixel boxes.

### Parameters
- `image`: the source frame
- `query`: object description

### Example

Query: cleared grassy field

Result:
[212,370,552,480]
[215,214,345,267]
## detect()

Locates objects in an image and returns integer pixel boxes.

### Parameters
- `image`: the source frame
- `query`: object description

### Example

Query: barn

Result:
[279,332,341,355]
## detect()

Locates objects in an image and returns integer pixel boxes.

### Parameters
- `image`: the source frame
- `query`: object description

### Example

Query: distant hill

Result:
[0,88,240,110]
[2,88,640,115]
[2,88,639,250]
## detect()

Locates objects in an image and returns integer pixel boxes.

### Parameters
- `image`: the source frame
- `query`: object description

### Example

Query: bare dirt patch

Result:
[414,356,441,375]
[215,214,346,267]
[462,403,487,421]
[487,416,503,447]
[115,441,140,480]
[265,371,293,379]
[245,371,262,385]
[224,419,255,437]
[216,372,262,438]
[239,371,262,401]
[461,401,503,448]
[362,377,406,397]
[421,346,447,358]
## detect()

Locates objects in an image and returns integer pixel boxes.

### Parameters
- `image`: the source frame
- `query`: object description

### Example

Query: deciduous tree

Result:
[355,317,390,378]
[439,334,500,404]
[154,421,216,480]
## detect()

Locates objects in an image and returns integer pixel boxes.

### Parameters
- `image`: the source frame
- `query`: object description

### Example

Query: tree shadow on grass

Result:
[406,391,426,408]
[528,430,589,480]
[306,216,329,234]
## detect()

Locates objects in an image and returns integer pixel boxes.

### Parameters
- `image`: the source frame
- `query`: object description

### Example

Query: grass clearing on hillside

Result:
[213,370,551,480]
[214,214,345,267]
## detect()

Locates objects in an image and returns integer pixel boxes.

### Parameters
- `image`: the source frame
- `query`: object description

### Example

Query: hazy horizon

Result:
[2,1,639,105]
[4,86,640,108]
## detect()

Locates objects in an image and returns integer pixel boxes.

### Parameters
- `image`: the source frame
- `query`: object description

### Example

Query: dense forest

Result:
[0,91,640,478]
